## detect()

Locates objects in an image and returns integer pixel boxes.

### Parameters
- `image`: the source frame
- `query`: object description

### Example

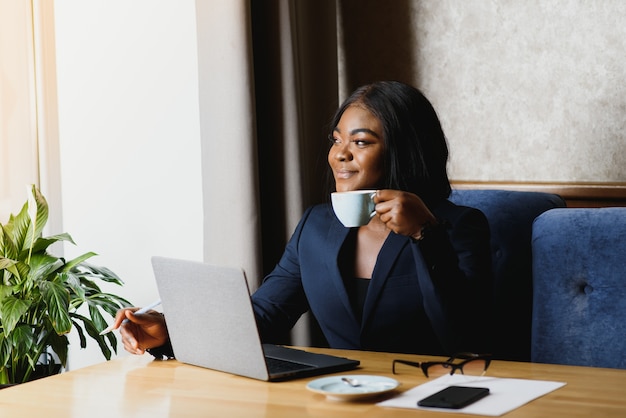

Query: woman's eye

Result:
[352,139,370,147]
[328,135,372,147]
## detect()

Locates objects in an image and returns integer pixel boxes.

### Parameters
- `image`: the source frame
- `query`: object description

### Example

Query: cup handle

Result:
[369,191,377,218]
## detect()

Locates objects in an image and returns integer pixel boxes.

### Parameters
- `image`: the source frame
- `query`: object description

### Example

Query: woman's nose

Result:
[333,142,352,161]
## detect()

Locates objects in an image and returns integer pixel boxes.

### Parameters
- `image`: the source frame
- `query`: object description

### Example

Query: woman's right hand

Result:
[374,189,437,239]
[113,307,169,355]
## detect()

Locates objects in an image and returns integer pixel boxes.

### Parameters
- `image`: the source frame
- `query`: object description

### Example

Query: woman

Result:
[116,81,493,357]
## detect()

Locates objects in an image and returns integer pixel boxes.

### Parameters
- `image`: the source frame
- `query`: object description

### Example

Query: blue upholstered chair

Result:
[531,208,626,369]
[450,189,566,361]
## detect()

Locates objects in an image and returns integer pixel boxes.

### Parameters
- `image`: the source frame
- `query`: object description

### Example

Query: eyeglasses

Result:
[392,352,491,378]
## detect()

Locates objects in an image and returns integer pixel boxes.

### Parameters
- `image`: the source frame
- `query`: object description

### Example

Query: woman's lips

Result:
[335,169,356,179]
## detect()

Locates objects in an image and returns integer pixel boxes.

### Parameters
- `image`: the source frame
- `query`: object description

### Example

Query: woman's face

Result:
[328,104,385,192]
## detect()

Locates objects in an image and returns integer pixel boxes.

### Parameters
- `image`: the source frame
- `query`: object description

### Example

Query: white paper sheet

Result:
[377,374,566,416]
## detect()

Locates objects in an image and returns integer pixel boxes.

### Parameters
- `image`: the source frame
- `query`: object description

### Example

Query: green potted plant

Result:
[0,185,131,384]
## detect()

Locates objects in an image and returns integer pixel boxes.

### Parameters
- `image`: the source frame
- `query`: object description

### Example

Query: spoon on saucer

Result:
[341,377,361,387]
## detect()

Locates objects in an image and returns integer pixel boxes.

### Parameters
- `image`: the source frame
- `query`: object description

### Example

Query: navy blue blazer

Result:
[251,199,493,356]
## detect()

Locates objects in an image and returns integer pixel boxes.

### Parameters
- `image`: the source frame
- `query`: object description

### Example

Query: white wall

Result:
[53,1,203,370]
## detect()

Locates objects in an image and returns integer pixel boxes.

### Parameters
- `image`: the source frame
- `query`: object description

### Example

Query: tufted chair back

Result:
[450,189,566,361]
[531,208,626,369]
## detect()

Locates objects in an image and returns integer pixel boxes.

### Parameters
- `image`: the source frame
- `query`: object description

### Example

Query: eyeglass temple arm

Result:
[392,359,421,374]
[447,352,492,362]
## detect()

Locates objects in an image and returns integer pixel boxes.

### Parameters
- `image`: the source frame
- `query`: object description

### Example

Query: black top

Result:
[347,278,370,323]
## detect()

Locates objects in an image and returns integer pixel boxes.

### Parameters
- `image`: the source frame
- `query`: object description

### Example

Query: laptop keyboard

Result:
[265,356,315,374]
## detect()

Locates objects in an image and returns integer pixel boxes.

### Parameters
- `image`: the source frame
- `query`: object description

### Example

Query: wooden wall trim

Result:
[451,181,626,208]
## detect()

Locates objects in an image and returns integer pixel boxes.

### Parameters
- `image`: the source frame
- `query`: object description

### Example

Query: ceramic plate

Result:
[306,374,400,401]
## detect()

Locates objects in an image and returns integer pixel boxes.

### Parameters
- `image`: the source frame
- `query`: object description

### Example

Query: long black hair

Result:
[325,81,451,205]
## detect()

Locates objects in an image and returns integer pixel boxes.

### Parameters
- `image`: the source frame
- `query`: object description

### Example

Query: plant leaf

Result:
[0,257,18,272]
[64,273,86,306]
[88,293,132,317]
[7,324,36,360]
[2,260,29,285]
[77,263,124,285]
[0,284,12,299]
[26,253,64,283]
[23,185,48,251]
[0,224,18,261]
[30,233,75,254]
[88,303,107,333]
[70,318,87,349]
[62,252,97,273]
[0,297,31,335]
[40,281,72,335]
[72,313,113,359]
[7,204,30,255]
[0,333,11,374]
[46,331,69,367]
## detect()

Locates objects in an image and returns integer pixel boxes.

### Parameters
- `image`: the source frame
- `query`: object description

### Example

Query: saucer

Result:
[306,375,400,401]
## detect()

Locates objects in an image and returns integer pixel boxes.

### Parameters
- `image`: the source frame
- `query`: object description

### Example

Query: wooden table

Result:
[0,347,625,417]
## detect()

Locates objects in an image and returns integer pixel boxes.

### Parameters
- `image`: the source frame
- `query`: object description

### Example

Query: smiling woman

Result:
[115,80,494,360]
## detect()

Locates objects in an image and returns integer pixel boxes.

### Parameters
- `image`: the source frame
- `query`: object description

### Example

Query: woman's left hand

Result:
[373,189,437,239]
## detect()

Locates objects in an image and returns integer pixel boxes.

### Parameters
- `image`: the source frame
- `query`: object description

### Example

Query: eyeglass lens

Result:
[425,358,489,377]
[457,358,489,375]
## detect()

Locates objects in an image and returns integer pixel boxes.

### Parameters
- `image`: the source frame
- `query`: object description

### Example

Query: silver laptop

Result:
[151,256,360,381]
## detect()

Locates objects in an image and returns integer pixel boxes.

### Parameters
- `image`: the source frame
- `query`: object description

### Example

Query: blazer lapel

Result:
[323,220,360,326]
[361,232,408,328]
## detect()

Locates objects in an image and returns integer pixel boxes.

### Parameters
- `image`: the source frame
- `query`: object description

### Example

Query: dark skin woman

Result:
[112,81,493,357]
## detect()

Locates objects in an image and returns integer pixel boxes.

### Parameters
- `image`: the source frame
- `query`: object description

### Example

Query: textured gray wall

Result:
[339,1,626,183]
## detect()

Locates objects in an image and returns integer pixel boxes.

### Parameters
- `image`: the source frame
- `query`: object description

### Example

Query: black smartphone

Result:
[418,385,490,409]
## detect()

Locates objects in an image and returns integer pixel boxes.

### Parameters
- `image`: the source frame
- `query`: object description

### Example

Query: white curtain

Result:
[195,0,263,285]
[0,0,39,220]
[0,0,61,234]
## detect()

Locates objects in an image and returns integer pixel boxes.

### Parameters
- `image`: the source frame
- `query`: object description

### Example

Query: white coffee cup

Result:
[331,190,377,227]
